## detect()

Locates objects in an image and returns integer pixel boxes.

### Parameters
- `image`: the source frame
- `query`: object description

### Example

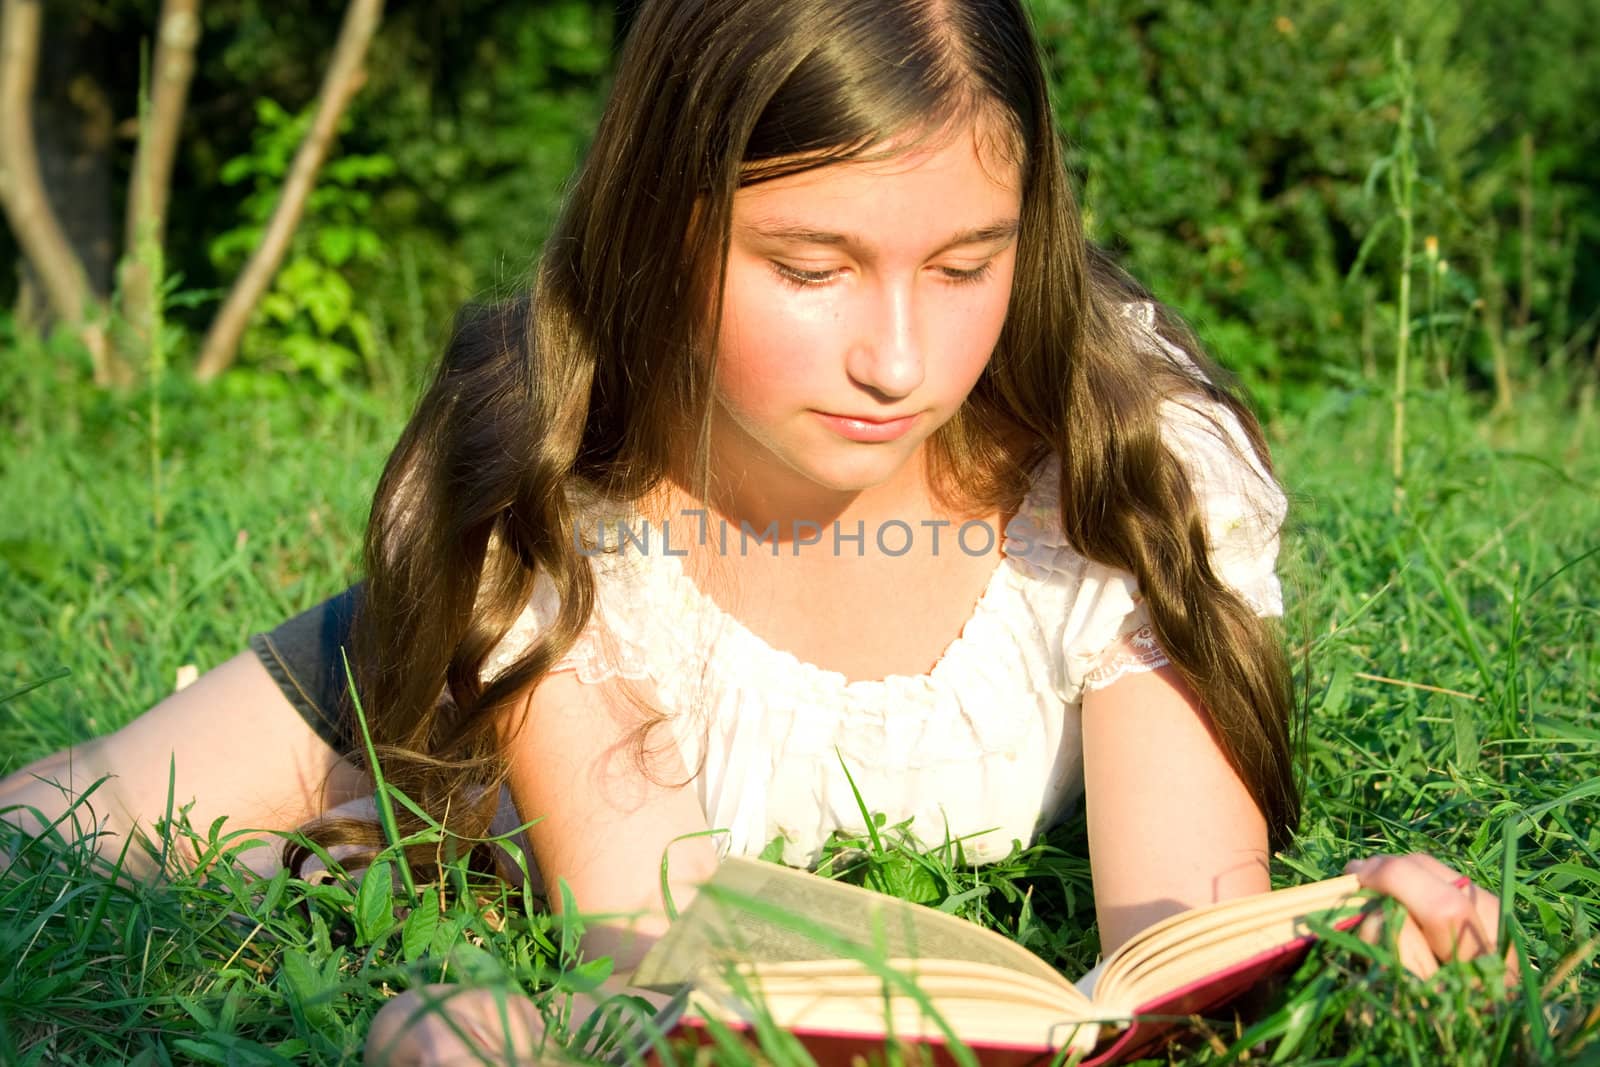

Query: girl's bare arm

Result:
[0,651,371,881]
[1081,663,1271,955]
[364,670,716,1066]
[1082,663,1507,976]
[496,668,720,972]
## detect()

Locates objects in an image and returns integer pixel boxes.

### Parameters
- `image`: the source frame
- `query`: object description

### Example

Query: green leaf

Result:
[347,312,377,360]
[401,886,441,963]
[276,256,322,296]
[0,666,69,705]
[1540,863,1600,893]
[170,1039,230,1064]
[933,885,990,914]
[355,860,396,946]
[259,292,296,325]
[430,914,464,958]
[446,941,504,983]
[352,229,385,262]
[1268,973,1336,1062]
[303,273,353,336]
[175,993,216,1029]
[279,948,339,1029]
[218,155,255,186]
[0,537,65,584]
[318,227,356,267]
[1322,663,1352,716]
[882,861,943,906]
[281,335,357,385]
[259,867,290,916]
[757,834,788,863]
[560,955,614,994]
[1451,698,1481,772]
[254,97,290,127]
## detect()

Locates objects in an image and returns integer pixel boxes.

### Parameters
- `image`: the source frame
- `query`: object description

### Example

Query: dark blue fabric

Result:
[247,585,363,754]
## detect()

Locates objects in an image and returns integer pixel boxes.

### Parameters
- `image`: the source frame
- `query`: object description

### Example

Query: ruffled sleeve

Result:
[479,566,647,686]
[1071,396,1289,697]
[1160,397,1288,618]
[1121,299,1288,618]
[1008,330,1288,703]
[1003,465,1169,703]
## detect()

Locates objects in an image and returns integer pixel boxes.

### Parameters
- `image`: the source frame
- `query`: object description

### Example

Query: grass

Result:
[1,332,1598,1064]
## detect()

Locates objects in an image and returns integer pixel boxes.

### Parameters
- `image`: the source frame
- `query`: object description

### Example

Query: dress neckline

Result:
[637,454,1056,693]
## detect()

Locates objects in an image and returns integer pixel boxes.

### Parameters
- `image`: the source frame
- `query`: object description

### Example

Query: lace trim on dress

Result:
[1080,624,1171,692]
[550,630,654,685]
[480,571,655,687]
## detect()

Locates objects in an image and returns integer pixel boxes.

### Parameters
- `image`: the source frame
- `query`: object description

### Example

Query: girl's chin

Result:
[785,445,929,494]
[707,414,936,491]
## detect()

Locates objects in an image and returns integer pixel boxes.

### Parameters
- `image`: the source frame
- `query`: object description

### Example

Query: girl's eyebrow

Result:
[741,216,1020,252]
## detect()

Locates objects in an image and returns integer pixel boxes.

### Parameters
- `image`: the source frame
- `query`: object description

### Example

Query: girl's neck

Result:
[639,414,1038,536]
[649,433,976,543]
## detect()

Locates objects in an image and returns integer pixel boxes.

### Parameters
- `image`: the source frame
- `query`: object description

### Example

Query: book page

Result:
[632,857,1074,993]
[1096,874,1368,1012]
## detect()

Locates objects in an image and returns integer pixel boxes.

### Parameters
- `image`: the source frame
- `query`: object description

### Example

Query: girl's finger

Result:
[1394,851,1468,886]
[1355,894,1441,980]
[1396,915,1440,981]
[1351,854,1497,963]
[1347,851,1464,884]
[1387,854,1504,956]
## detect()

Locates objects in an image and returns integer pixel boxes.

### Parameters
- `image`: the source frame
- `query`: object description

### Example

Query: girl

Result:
[1,0,1506,1062]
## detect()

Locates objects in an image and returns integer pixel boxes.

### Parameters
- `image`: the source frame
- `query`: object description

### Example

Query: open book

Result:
[632,857,1376,1065]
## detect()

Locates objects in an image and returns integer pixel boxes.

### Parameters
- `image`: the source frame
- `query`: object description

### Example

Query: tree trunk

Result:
[194,0,385,382]
[120,0,202,357]
[0,0,124,384]
[32,9,117,300]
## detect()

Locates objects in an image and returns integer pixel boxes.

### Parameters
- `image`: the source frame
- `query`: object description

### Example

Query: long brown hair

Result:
[289,0,1300,879]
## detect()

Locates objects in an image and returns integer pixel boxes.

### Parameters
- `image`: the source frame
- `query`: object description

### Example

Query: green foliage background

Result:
[1032,0,1598,410]
[5,0,1596,409]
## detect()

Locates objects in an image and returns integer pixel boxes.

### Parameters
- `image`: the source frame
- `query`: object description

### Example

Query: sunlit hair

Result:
[287,0,1300,880]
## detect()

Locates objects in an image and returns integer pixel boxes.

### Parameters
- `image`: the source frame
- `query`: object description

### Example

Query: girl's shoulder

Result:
[1019,301,1289,621]
[1119,299,1289,604]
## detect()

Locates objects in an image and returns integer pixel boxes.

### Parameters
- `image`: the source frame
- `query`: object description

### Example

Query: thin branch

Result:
[195,0,385,382]
[119,0,201,363]
[124,0,200,255]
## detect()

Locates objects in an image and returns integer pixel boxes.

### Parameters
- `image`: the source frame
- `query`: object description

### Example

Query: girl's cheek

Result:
[925,299,1003,374]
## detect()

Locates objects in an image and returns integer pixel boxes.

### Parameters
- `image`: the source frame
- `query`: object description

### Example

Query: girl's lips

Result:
[814,411,918,442]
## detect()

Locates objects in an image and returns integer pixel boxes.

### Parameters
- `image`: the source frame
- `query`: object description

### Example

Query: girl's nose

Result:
[845,285,924,400]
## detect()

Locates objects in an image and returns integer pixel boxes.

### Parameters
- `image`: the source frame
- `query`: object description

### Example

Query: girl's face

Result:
[705,115,1023,514]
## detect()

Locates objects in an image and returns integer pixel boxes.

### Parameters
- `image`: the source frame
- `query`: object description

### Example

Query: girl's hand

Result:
[365,976,676,1066]
[1344,852,1518,983]
[365,982,550,1066]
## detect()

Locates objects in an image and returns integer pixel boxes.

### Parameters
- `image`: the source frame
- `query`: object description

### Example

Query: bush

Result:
[1028,0,1597,411]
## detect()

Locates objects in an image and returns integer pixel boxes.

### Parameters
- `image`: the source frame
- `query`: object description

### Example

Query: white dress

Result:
[482,303,1288,870]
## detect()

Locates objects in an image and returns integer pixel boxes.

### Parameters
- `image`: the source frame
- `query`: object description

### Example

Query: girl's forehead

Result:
[733,116,1023,211]
[744,99,1018,168]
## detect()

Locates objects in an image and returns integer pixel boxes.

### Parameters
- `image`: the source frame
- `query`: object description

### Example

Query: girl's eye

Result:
[770,263,837,288]
[941,261,994,286]
[769,260,995,289]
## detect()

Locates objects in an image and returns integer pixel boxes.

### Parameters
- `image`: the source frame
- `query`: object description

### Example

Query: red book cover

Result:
[648,907,1374,1066]
[631,861,1433,1066]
